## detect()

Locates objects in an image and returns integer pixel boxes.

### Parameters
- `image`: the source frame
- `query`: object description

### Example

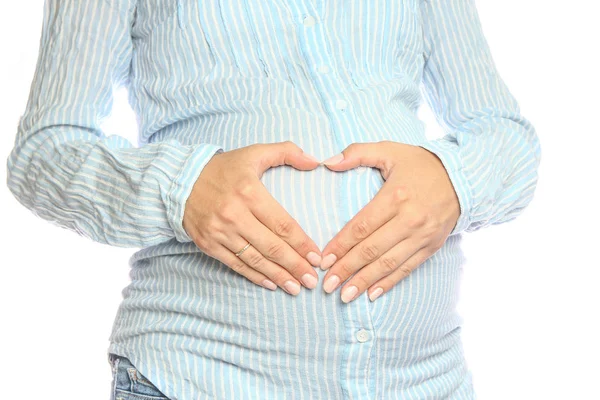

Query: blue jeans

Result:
[109,353,170,400]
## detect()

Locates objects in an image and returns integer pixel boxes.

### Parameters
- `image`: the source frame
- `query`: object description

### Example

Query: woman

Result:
[6,0,541,399]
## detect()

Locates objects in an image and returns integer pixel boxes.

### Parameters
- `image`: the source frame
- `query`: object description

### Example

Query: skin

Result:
[184,140,460,303]
[319,140,460,303]
[183,141,323,296]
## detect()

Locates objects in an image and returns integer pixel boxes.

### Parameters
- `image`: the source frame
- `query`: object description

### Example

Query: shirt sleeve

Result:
[5,1,223,248]
[416,0,542,236]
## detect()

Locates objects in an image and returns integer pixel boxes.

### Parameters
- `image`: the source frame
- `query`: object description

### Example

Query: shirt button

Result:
[303,15,317,27]
[356,166,367,174]
[335,99,348,110]
[356,329,371,343]
[317,65,330,74]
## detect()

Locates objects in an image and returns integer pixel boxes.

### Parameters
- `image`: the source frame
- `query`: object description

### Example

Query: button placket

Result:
[298,12,351,118]
[295,9,376,399]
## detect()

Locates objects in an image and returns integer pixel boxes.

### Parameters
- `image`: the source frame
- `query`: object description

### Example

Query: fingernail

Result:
[306,251,322,267]
[320,253,337,270]
[301,273,318,289]
[341,285,358,303]
[261,279,277,291]
[322,153,344,165]
[303,153,320,163]
[283,280,301,295]
[323,275,340,293]
[369,287,383,302]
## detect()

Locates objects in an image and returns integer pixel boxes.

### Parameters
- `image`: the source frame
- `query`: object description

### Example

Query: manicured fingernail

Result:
[369,287,383,302]
[261,279,277,291]
[301,273,318,289]
[303,153,320,163]
[306,251,322,267]
[320,253,337,270]
[283,280,301,295]
[341,285,358,303]
[322,153,344,165]
[323,275,340,293]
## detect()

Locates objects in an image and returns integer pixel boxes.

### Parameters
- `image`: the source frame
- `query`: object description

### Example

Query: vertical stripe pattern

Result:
[5,1,541,399]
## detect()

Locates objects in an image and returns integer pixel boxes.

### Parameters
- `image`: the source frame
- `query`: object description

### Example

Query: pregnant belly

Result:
[257,161,383,250]
[117,147,466,359]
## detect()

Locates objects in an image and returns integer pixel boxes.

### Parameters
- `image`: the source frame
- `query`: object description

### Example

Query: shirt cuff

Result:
[166,143,224,243]
[417,138,472,236]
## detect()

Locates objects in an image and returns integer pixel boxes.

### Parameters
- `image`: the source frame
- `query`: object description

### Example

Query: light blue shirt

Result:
[6,1,541,399]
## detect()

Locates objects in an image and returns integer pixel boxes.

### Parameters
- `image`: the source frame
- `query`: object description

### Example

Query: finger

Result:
[336,235,426,303]
[254,141,321,173]
[238,211,319,290]
[320,183,400,270]
[247,182,322,267]
[322,215,409,293]
[221,234,303,296]
[341,236,423,303]
[366,246,433,302]
[321,141,389,172]
[210,241,279,292]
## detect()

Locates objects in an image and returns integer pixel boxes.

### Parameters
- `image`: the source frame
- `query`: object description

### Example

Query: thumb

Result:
[321,142,387,171]
[256,140,320,173]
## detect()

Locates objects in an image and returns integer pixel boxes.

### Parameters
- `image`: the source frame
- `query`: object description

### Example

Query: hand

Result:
[319,141,460,303]
[183,141,323,296]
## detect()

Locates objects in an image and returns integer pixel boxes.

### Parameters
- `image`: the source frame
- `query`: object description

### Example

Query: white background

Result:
[1,1,598,399]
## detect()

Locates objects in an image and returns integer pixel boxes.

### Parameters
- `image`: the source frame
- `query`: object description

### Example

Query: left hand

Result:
[319,140,461,303]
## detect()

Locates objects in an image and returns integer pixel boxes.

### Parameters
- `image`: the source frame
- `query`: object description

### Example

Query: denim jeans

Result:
[109,353,170,400]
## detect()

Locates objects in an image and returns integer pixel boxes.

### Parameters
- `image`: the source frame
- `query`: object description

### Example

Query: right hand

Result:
[183,141,323,295]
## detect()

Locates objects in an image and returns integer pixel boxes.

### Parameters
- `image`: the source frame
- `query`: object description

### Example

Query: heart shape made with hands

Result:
[310,140,460,304]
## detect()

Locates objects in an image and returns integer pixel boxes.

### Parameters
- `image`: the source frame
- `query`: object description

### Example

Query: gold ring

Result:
[235,242,251,257]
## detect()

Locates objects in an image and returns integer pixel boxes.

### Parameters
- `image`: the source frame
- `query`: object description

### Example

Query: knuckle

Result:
[398,265,412,277]
[331,238,352,254]
[204,218,222,233]
[273,219,294,238]
[280,141,297,156]
[295,237,313,257]
[338,262,355,278]
[359,243,379,261]
[424,216,442,233]
[392,185,410,204]
[352,273,371,289]
[218,202,239,223]
[285,259,305,276]
[229,262,247,274]
[351,219,371,240]
[271,269,290,284]
[265,241,286,260]
[379,256,398,273]
[245,250,265,268]
[406,215,426,230]
[237,179,258,201]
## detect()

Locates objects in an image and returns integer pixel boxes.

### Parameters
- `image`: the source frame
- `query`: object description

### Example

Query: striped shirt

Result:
[5,0,541,399]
